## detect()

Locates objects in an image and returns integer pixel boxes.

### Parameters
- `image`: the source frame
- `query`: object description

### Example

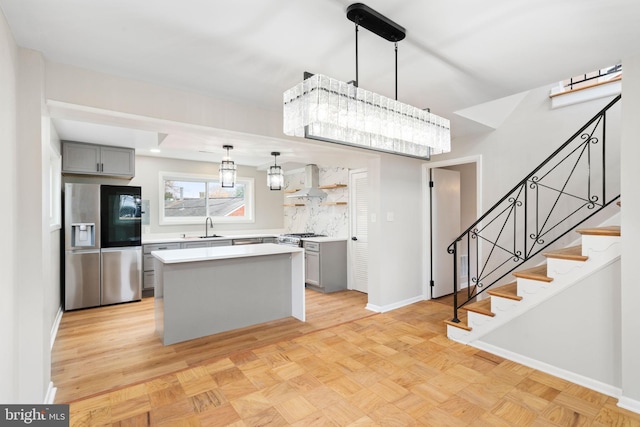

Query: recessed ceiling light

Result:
[150,148,161,153]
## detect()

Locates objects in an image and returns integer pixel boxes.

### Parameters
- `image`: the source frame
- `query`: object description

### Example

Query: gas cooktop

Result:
[281,233,325,238]
[277,233,326,246]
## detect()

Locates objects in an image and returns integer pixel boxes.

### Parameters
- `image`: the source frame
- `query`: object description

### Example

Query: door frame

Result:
[422,155,483,299]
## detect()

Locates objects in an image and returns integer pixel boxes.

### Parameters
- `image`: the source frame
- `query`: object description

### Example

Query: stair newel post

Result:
[450,242,459,323]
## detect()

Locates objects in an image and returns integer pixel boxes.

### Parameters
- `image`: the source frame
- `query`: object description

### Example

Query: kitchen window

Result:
[159,172,254,224]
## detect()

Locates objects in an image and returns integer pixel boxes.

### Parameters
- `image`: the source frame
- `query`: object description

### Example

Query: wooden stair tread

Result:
[487,282,522,301]
[444,318,471,331]
[543,245,588,261]
[576,225,620,237]
[513,264,553,282]
[462,298,495,317]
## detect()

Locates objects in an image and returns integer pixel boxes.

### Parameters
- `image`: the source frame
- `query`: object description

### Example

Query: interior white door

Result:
[430,168,461,298]
[349,170,368,293]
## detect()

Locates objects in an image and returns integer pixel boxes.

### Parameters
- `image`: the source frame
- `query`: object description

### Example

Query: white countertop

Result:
[143,233,277,245]
[302,237,348,243]
[152,243,303,264]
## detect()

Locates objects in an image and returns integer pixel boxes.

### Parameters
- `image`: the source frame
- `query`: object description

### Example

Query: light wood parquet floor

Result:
[55,291,640,426]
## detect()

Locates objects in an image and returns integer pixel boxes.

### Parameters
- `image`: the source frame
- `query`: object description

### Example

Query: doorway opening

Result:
[423,156,482,300]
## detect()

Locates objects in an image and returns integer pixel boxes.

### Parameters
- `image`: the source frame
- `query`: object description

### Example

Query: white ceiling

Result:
[2,0,640,169]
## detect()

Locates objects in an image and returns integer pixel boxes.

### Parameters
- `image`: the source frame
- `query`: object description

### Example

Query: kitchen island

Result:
[152,243,305,345]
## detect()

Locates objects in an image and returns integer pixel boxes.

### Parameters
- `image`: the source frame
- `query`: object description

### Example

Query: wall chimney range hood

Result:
[287,164,328,198]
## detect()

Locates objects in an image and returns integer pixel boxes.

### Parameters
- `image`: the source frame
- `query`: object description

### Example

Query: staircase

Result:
[446,94,621,337]
[446,225,621,343]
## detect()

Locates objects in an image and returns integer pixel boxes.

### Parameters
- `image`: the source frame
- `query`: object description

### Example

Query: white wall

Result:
[129,156,284,236]
[620,54,640,409]
[481,259,621,389]
[440,86,621,214]
[0,18,60,401]
[442,163,477,234]
[0,7,18,403]
[16,46,51,402]
[45,121,61,341]
[45,61,284,140]
[368,154,425,310]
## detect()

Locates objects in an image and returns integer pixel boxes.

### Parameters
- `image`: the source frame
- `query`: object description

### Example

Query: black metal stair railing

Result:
[448,94,621,323]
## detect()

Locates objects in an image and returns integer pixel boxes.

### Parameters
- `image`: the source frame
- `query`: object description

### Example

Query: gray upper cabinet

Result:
[62,141,135,178]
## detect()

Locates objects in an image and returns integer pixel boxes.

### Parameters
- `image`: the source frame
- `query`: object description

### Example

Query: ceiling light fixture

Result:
[267,152,284,191]
[219,145,236,188]
[283,3,450,159]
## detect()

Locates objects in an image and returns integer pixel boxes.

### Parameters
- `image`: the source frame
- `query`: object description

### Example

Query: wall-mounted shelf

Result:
[318,184,347,190]
[283,203,306,207]
[284,188,300,194]
[320,202,347,206]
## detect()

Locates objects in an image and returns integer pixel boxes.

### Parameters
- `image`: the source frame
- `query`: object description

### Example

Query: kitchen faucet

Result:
[205,217,213,237]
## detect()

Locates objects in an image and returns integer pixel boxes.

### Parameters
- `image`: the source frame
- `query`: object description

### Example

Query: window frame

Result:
[159,171,255,225]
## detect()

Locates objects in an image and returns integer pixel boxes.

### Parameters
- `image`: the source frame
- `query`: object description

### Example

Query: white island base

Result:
[153,243,305,345]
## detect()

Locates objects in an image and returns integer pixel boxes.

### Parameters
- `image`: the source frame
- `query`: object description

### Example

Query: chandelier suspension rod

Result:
[394,41,398,101]
[354,18,359,87]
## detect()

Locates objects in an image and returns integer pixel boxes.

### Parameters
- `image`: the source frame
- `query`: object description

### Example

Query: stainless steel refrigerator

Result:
[64,183,142,310]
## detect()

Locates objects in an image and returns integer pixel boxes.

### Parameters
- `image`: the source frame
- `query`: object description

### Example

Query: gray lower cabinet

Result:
[182,239,233,249]
[142,237,277,290]
[142,243,181,290]
[232,237,263,245]
[303,240,347,293]
[142,238,266,290]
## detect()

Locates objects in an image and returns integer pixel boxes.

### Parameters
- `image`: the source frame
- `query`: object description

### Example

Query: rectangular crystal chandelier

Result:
[283,73,450,159]
[283,4,451,159]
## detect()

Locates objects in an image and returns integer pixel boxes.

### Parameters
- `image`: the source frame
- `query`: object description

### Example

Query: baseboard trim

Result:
[44,381,57,404]
[472,341,623,400]
[618,396,640,414]
[366,295,423,313]
[50,305,63,350]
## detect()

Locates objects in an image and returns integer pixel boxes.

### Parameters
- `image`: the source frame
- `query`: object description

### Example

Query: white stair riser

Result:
[581,236,620,260]
[516,277,552,296]
[468,311,493,328]
[491,295,520,314]
[447,324,471,343]
[546,258,587,282]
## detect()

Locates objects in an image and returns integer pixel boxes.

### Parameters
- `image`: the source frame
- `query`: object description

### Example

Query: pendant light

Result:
[219,145,236,188]
[267,152,284,190]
